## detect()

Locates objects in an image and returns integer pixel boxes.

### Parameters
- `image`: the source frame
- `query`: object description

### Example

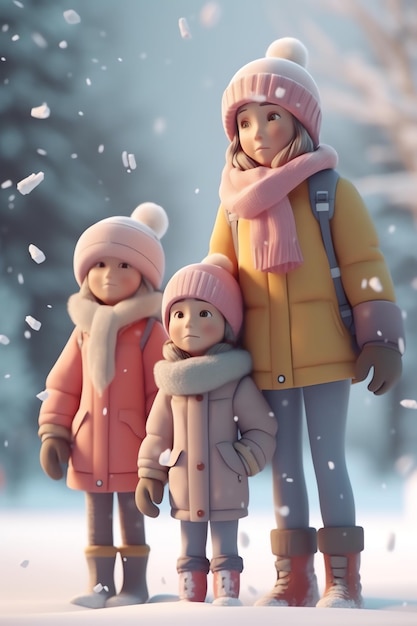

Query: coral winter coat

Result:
[138,349,277,523]
[209,176,398,391]
[38,291,167,493]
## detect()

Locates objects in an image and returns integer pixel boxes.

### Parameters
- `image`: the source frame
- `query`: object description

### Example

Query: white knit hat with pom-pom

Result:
[161,253,243,340]
[222,37,321,147]
[73,202,168,288]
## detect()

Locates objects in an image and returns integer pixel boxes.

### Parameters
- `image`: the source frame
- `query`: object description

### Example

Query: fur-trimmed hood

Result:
[154,349,252,396]
[67,281,162,395]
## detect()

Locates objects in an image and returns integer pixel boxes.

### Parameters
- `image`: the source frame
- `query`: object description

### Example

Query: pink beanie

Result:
[222,37,322,148]
[73,202,169,289]
[162,254,243,339]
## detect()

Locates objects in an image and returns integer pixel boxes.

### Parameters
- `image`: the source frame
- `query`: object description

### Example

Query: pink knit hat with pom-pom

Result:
[73,202,169,289]
[162,253,243,339]
[222,37,322,147]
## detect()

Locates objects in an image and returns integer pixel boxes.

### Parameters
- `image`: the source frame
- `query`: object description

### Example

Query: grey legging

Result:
[85,491,146,546]
[263,379,356,529]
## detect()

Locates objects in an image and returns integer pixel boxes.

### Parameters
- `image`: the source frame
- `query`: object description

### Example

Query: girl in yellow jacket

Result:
[209,37,405,609]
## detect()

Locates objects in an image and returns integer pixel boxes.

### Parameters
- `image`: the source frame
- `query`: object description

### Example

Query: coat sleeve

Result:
[208,204,239,277]
[137,389,173,484]
[38,329,82,436]
[333,178,405,352]
[232,376,277,476]
[333,177,396,307]
[142,321,168,416]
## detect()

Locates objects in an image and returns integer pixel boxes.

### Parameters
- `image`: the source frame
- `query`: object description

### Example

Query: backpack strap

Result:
[140,317,156,350]
[224,208,239,258]
[308,169,355,337]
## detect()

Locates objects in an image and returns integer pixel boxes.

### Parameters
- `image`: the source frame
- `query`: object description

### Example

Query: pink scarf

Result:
[219,145,338,273]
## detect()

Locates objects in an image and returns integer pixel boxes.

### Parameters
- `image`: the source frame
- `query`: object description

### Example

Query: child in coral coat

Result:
[135,254,277,605]
[38,203,168,608]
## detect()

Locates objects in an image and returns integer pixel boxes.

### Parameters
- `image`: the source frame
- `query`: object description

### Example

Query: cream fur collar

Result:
[68,283,162,395]
[154,349,252,396]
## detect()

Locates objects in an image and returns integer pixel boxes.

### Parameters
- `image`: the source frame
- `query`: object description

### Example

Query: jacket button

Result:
[196,394,203,401]
[277,375,286,384]
[197,462,205,471]
[197,509,205,517]
[96,479,103,487]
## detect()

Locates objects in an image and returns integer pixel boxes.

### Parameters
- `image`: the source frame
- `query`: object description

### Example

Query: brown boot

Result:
[105,544,150,607]
[255,528,319,607]
[71,545,117,609]
[316,526,364,608]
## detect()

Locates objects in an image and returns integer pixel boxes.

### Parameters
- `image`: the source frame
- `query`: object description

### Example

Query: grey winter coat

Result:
[138,348,277,522]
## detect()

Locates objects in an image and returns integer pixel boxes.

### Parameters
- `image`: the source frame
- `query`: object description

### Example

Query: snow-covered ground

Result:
[1,465,417,625]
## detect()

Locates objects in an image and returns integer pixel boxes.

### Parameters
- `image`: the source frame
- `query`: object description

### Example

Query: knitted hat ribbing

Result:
[162,254,243,339]
[73,202,168,289]
[222,37,322,148]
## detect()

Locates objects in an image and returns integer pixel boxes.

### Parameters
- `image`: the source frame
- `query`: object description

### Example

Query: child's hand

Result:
[40,438,70,480]
[135,477,164,517]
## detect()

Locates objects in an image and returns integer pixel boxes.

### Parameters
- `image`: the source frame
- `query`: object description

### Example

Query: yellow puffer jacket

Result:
[209,176,397,391]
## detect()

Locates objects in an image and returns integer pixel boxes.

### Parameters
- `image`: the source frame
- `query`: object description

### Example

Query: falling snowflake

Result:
[238,531,250,548]
[153,117,167,134]
[368,276,383,292]
[178,17,192,39]
[32,33,48,49]
[200,2,222,28]
[28,244,46,264]
[25,315,41,331]
[400,399,417,410]
[158,449,171,466]
[275,86,287,98]
[386,532,396,552]
[328,461,335,470]
[278,505,290,517]
[121,151,137,171]
[63,9,81,25]
[0,335,10,345]
[1,179,12,189]
[20,560,29,568]
[17,172,44,195]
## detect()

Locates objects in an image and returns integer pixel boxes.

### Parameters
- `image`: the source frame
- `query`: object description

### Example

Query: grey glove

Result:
[354,344,402,395]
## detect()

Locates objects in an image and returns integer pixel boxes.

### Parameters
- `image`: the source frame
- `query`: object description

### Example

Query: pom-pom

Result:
[201,253,233,274]
[266,37,308,68]
[131,202,169,239]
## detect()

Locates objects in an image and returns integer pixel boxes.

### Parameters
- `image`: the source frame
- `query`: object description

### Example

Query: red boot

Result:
[212,570,242,606]
[317,526,364,608]
[255,528,319,607]
[178,570,208,602]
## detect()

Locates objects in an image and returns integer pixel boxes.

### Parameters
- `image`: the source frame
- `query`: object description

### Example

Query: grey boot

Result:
[105,544,150,607]
[71,545,117,609]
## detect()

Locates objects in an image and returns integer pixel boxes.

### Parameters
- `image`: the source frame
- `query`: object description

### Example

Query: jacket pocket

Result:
[291,300,353,368]
[70,410,92,472]
[71,410,88,439]
[119,409,145,439]
[216,441,247,475]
